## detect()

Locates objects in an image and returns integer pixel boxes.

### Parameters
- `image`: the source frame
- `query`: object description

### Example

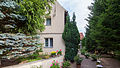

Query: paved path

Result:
[100,58,120,68]
[70,50,96,68]
[81,59,96,68]
[70,49,120,68]
[70,58,96,68]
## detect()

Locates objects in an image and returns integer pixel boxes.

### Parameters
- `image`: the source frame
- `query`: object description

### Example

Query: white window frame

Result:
[44,38,53,48]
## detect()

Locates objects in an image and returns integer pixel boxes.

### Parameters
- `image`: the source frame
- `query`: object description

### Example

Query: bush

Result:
[74,55,83,65]
[80,47,87,55]
[62,61,70,68]
[57,49,62,55]
[50,60,60,68]
[84,53,90,59]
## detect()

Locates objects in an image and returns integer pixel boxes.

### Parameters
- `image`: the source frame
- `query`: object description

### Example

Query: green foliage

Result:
[84,0,120,55]
[62,61,70,68]
[80,47,87,55]
[50,60,60,68]
[62,13,80,62]
[17,53,42,63]
[84,53,90,59]
[16,0,55,34]
[91,54,98,61]
[0,0,25,33]
[57,50,62,55]
[74,55,83,65]
[0,0,55,34]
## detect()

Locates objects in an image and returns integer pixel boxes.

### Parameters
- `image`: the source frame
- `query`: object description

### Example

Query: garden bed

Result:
[3,55,64,68]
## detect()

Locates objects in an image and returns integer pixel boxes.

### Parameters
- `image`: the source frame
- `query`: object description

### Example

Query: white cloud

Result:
[57,0,93,34]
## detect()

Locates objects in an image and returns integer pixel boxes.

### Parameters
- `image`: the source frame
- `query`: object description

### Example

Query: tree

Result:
[85,0,120,55]
[62,13,80,62]
[0,0,55,34]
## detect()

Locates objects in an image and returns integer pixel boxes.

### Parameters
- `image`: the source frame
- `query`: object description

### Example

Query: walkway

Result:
[70,52,96,68]
[70,58,96,68]
[100,58,120,68]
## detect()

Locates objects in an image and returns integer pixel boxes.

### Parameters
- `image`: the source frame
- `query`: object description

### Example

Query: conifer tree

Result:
[62,13,80,62]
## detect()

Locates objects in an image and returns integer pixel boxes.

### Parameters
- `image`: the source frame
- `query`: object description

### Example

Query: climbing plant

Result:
[16,0,55,34]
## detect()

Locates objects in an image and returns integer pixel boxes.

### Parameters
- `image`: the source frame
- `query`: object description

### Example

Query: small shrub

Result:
[84,53,90,59]
[80,47,87,55]
[74,55,83,65]
[27,57,42,62]
[62,61,70,68]
[50,60,60,68]
[91,54,98,61]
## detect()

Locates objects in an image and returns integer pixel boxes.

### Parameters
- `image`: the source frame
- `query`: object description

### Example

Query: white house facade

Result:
[37,1,67,55]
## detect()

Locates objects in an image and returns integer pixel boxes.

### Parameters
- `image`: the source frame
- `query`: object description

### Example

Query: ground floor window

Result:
[45,38,53,48]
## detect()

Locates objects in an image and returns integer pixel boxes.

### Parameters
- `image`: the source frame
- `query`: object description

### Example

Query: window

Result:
[45,38,53,47]
[46,18,51,26]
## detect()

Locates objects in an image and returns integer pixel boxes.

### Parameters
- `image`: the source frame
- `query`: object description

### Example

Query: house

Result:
[80,32,84,40]
[79,32,84,48]
[38,1,67,55]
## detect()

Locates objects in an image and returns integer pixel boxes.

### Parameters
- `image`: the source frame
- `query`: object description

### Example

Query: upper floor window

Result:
[46,18,51,26]
[45,38,53,48]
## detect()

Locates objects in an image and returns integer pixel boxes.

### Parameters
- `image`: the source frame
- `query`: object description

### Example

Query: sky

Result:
[57,0,93,35]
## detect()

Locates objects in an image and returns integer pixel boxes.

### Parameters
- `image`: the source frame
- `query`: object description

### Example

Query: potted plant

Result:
[74,55,83,68]
[62,61,70,68]
[84,53,90,59]
[91,54,97,61]
[51,51,56,57]
[57,49,62,56]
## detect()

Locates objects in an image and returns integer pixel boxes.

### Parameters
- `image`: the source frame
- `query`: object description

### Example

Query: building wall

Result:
[40,33,65,55]
[41,1,66,34]
[37,1,66,55]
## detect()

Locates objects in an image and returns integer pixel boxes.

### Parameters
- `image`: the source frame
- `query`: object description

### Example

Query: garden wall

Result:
[3,56,64,68]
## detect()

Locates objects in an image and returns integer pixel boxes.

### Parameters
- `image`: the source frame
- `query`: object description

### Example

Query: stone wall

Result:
[0,33,41,59]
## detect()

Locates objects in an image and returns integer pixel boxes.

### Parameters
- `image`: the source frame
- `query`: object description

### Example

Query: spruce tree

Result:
[85,0,120,55]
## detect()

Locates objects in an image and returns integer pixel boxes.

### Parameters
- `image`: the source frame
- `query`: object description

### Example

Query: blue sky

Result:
[58,0,93,34]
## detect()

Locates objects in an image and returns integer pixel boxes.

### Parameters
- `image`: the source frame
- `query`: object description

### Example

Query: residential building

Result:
[38,1,67,55]
[79,32,84,48]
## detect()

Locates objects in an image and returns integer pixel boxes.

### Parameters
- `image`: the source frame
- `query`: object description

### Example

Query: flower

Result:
[50,60,60,68]
[56,61,58,63]
[52,61,54,63]
[60,49,62,51]
[50,64,53,67]
[56,50,58,52]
